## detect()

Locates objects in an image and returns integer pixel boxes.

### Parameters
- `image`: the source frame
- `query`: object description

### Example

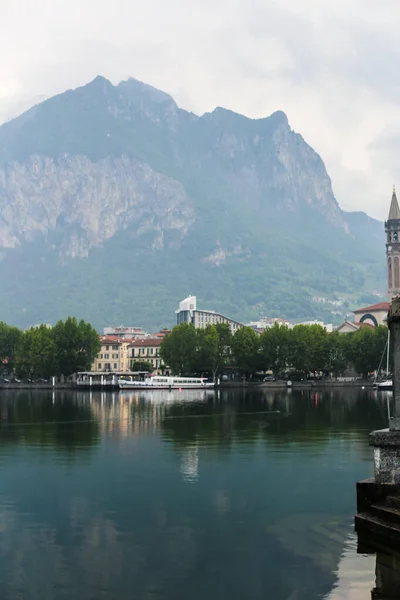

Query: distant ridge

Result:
[0,76,386,329]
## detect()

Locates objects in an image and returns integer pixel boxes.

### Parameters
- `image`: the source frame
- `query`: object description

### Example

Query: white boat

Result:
[373,379,393,391]
[118,375,215,390]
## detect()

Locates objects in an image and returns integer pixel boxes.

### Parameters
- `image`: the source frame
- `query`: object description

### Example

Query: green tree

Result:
[325,331,348,376]
[290,324,329,375]
[196,323,232,381]
[0,321,22,373]
[15,325,57,380]
[347,326,388,377]
[231,326,260,375]
[52,317,101,376]
[131,360,154,372]
[160,323,198,375]
[259,324,292,376]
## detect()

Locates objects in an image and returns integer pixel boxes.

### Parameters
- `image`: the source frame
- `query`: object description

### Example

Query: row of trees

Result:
[160,322,389,379]
[0,318,101,379]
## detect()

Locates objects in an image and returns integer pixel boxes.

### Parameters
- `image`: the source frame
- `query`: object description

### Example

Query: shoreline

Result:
[0,380,376,391]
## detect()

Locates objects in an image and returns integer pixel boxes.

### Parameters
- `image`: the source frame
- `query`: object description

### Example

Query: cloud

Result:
[0,0,399,219]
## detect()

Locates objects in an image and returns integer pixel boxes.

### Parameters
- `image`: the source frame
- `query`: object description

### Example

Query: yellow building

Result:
[91,336,131,373]
[129,338,163,373]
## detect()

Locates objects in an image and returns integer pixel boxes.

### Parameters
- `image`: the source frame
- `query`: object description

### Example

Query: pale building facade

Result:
[353,302,390,328]
[175,295,243,334]
[129,338,163,372]
[92,337,131,373]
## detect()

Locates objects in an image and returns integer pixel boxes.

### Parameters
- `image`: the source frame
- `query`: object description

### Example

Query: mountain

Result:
[0,76,386,329]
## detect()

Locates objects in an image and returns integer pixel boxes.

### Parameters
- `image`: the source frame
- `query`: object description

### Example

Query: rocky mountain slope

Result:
[0,76,386,329]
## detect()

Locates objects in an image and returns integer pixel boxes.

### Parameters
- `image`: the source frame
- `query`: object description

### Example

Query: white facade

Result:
[296,320,333,333]
[103,326,147,339]
[175,295,243,333]
[247,318,333,332]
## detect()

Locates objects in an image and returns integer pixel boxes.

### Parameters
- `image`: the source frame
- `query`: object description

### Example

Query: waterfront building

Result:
[175,295,243,333]
[129,338,163,372]
[92,336,132,373]
[91,331,169,374]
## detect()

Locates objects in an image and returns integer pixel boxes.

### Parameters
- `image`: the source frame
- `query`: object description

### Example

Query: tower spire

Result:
[388,185,400,220]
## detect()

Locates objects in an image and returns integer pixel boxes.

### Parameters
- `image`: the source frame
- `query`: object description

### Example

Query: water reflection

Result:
[356,534,400,599]
[0,388,390,600]
[0,390,100,453]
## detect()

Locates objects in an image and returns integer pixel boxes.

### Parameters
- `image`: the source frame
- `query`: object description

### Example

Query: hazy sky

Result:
[1,0,399,220]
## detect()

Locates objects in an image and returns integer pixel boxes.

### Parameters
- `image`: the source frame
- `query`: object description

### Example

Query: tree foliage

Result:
[161,322,389,379]
[131,360,154,373]
[230,327,260,374]
[0,322,22,372]
[5,317,101,379]
[160,322,232,379]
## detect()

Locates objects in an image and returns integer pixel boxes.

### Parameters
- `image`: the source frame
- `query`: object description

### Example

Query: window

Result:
[114,363,117,369]
[100,354,103,359]
[98,363,102,369]
[395,231,399,242]
[150,348,153,355]
[106,345,109,350]
[104,354,109,359]
[112,345,118,350]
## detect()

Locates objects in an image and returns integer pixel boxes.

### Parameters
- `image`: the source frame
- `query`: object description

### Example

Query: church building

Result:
[386,186,400,300]
[336,188,397,331]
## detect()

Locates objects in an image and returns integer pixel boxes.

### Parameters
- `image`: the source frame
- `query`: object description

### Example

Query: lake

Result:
[0,387,395,599]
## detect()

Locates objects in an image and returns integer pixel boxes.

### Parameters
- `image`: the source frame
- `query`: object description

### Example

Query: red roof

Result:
[357,322,375,330]
[129,338,162,347]
[353,302,390,313]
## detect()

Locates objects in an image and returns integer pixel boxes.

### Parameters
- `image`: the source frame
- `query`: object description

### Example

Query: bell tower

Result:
[386,186,400,300]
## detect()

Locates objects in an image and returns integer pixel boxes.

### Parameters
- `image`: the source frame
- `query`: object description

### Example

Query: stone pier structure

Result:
[355,297,400,546]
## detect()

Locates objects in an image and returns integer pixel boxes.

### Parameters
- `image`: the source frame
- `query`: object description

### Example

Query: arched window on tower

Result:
[394,256,399,289]
[394,231,398,242]
[389,257,393,289]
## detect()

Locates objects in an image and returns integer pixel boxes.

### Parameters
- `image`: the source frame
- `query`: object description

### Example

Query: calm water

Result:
[0,388,394,599]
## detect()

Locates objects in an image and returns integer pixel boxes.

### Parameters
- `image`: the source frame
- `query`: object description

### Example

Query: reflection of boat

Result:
[373,379,393,391]
[118,376,214,390]
[119,389,216,403]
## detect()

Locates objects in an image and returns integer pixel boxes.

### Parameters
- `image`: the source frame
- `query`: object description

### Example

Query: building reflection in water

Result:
[180,444,199,483]
[75,389,215,440]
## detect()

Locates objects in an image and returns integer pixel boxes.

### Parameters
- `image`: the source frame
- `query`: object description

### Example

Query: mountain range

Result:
[0,76,386,329]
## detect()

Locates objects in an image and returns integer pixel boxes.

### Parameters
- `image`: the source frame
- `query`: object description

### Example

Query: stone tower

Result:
[386,186,400,300]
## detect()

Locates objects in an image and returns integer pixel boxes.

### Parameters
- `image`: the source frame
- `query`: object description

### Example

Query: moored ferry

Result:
[118,376,214,390]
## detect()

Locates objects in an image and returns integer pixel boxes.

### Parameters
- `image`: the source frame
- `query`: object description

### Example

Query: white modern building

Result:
[175,295,243,333]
